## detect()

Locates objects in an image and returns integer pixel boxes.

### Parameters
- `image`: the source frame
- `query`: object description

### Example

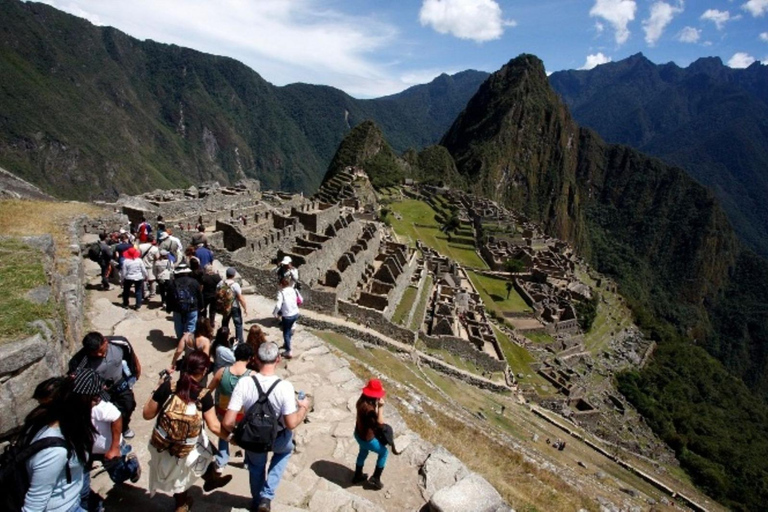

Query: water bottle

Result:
[298,391,306,400]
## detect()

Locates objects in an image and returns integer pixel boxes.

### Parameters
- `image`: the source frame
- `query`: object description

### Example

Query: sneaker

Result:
[127,454,141,483]
[123,429,135,439]
[255,498,271,512]
[282,352,293,360]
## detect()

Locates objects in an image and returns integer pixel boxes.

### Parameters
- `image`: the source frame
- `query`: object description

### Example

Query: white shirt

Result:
[91,400,122,455]
[168,235,183,263]
[139,243,159,268]
[121,258,147,281]
[273,287,300,318]
[228,373,297,428]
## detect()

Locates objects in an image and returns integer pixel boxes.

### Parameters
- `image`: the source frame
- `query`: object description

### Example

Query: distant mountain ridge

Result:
[0,0,487,200]
[549,53,768,256]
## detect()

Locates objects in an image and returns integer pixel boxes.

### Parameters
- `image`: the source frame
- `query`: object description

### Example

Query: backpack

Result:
[68,335,138,385]
[0,436,71,511]
[233,377,282,453]
[215,282,235,316]
[150,389,209,458]
[88,242,102,262]
[172,281,197,314]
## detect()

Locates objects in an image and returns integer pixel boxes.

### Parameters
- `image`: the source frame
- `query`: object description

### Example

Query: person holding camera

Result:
[352,379,390,489]
[143,350,231,512]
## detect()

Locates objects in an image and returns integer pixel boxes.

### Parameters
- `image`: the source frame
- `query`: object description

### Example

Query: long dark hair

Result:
[22,376,95,463]
[176,350,209,404]
[211,325,232,354]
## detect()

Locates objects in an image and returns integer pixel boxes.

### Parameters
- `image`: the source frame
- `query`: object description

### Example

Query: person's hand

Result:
[378,398,385,407]
[297,397,310,411]
[105,446,120,460]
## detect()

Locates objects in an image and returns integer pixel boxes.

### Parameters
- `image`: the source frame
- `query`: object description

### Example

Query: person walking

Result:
[352,379,390,490]
[207,343,254,472]
[120,247,147,310]
[169,317,213,373]
[219,267,247,345]
[276,256,299,288]
[222,342,309,512]
[201,264,222,327]
[154,250,173,307]
[143,350,231,512]
[195,243,214,269]
[211,326,236,375]
[20,371,96,512]
[95,232,113,291]
[167,264,203,341]
[139,235,159,300]
[244,325,267,369]
[69,332,141,440]
[273,277,301,359]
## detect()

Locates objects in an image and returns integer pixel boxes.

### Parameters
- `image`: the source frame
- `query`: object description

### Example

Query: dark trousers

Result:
[202,298,216,328]
[110,389,136,433]
[99,260,110,288]
[122,279,144,308]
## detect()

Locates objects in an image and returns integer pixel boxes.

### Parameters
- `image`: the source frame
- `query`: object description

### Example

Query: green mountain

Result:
[549,53,768,257]
[0,0,487,200]
[442,54,768,511]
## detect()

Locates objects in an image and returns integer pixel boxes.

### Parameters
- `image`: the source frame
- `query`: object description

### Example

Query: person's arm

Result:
[273,290,283,318]
[169,335,187,372]
[23,446,68,512]
[203,407,224,439]
[132,348,142,380]
[142,377,169,420]
[222,408,238,435]
[208,367,224,392]
[104,416,123,460]
[376,398,385,425]
[284,397,310,430]
[237,291,247,315]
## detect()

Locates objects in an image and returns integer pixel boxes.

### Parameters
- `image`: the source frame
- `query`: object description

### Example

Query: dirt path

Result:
[84,263,433,512]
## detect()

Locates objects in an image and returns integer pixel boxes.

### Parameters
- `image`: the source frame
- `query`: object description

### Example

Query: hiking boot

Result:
[351,465,367,485]
[368,466,384,490]
[202,463,232,492]
[255,498,271,512]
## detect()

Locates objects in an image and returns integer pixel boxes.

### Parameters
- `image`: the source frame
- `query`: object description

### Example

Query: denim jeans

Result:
[244,429,293,506]
[173,310,198,339]
[223,307,243,344]
[354,432,388,469]
[280,314,299,353]
[122,279,143,308]
[215,437,230,469]
[100,443,139,484]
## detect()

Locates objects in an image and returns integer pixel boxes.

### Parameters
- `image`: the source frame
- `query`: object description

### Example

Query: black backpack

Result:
[0,436,71,511]
[87,242,102,262]
[234,377,281,453]
[172,281,197,314]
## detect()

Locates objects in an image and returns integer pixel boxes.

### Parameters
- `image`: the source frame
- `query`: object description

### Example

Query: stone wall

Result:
[383,248,419,320]
[338,301,417,345]
[0,223,88,439]
[419,333,507,373]
[327,225,381,301]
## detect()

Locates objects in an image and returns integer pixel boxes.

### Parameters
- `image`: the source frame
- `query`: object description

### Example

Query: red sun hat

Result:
[124,247,141,259]
[362,378,386,399]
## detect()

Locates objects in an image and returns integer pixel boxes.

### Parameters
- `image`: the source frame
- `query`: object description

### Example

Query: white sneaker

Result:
[123,428,135,439]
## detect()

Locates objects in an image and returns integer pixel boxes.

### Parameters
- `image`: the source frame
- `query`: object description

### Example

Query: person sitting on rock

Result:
[352,379,389,489]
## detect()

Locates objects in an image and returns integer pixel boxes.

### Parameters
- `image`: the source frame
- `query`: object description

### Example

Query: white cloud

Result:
[677,26,701,43]
[742,0,768,17]
[33,0,423,97]
[595,21,605,34]
[590,0,637,45]
[728,52,756,67]
[700,9,731,30]
[643,2,684,46]
[580,52,613,70]
[760,32,768,42]
[418,0,516,43]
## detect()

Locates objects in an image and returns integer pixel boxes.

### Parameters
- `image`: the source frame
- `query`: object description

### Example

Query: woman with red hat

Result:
[121,246,147,310]
[353,378,389,489]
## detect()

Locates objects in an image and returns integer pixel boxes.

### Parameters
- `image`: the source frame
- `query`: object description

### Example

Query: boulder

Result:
[428,473,509,512]
[420,446,469,497]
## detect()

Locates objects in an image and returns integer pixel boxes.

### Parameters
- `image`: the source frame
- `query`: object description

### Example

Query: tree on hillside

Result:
[504,258,526,273]
[441,213,461,241]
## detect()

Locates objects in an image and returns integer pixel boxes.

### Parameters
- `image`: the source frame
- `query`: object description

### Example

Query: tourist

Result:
[137,216,152,244]
[69,332,141,440]
[138,234,159,299]
[21,372,95,512]
[96,232,113,291]
[120,247,147,310]
[167,263,203,341]
[219,267,247,345]
[222,342,309,512]
[32,376,66,406]
[154,249,173,307]
[191,225,208,247]
[170,317,213,373]
[156,215,166,236]
[273,276,301,359]
[276,256,299,288]
[208,343,254,472]
[195,242,214,268]
[113,232,132,270]
[211,325,235,375]
[244,325,267,368]
[353,379,389,489]
[143,350,232,511]
[158,230,181,266]
[201,264,222,326]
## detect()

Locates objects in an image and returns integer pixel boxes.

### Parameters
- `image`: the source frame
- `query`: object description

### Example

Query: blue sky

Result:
[35,0,768,98]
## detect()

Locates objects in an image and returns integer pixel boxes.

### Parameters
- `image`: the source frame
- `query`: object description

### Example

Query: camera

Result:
[159,369,171,381]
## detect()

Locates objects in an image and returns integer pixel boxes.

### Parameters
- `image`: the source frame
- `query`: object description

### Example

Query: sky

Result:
[33,0,768,98]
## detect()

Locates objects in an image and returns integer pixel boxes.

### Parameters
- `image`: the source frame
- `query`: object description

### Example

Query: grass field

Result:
[409,274,433,331]
[523,331,555,344]
[391,286,418,325]
[387,199,487,269]
[492,325,552,395]
[467,270,531,316]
